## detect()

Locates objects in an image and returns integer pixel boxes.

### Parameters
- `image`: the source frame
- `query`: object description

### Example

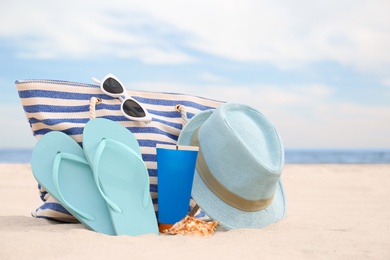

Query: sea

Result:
[0,148,389,164]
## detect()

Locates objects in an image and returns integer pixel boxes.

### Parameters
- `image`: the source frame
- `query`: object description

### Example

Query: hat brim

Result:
[177,109,287,229]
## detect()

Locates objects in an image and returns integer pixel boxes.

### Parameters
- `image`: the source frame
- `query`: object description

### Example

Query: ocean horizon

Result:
[0,148,389,164]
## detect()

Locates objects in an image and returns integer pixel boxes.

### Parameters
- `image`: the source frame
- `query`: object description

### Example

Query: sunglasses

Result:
[92,74,152,123]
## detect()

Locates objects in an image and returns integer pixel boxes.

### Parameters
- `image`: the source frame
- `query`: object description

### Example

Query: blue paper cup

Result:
[156,144,199,232]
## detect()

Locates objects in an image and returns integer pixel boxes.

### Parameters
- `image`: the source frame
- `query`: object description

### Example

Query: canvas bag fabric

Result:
[16,79,223,222]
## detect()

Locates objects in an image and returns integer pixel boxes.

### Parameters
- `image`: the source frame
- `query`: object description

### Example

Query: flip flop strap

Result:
[93,138,151,212]
[52,152,96,221]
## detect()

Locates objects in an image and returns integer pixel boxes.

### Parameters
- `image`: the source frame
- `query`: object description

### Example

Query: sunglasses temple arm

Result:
[91,77,101,84]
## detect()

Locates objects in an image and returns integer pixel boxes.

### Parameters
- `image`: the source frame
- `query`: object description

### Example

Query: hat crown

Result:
[197,103,284,203]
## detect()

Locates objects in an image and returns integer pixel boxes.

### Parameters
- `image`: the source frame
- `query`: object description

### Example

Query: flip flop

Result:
[31,131,115,235]
[82,118,159,236]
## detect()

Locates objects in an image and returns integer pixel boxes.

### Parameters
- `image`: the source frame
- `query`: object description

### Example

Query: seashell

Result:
[163,215,219,236]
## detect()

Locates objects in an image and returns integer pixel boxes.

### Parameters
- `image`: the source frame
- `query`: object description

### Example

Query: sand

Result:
[0,163,389,259]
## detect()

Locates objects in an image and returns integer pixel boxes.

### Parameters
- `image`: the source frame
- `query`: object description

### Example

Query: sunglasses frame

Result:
[92,73,152,123]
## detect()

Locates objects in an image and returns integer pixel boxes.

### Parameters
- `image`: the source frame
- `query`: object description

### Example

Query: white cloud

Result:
[116,47,197,64]
[1,0,390,70]
[381,78,390,86]
[292,84,334,99]
[0,1,195,63]
[199,72,227,83]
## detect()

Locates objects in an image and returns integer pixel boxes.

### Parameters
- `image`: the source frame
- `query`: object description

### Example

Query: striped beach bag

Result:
[16,78,223,222]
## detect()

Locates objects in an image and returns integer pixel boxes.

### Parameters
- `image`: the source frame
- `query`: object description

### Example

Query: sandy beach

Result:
[0,163,389,259]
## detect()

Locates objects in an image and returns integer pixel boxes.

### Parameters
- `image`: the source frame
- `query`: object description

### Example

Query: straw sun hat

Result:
[177,102,286,229]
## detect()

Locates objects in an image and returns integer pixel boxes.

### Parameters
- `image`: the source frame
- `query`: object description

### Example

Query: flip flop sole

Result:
[83,118,159,236]
[31,131,115,235]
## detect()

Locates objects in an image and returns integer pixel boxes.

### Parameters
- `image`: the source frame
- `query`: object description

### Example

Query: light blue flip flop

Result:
[82,118,159,236]
[31,131,115,235]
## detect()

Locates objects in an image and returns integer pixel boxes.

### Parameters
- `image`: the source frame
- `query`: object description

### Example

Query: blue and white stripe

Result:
[16,79,223,222]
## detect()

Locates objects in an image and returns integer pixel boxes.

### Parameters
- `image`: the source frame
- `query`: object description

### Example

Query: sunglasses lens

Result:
[102,78,123,94]
[123,99,146,117]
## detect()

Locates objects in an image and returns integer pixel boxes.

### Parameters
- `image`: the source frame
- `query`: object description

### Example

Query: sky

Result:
[1,0,390,149]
